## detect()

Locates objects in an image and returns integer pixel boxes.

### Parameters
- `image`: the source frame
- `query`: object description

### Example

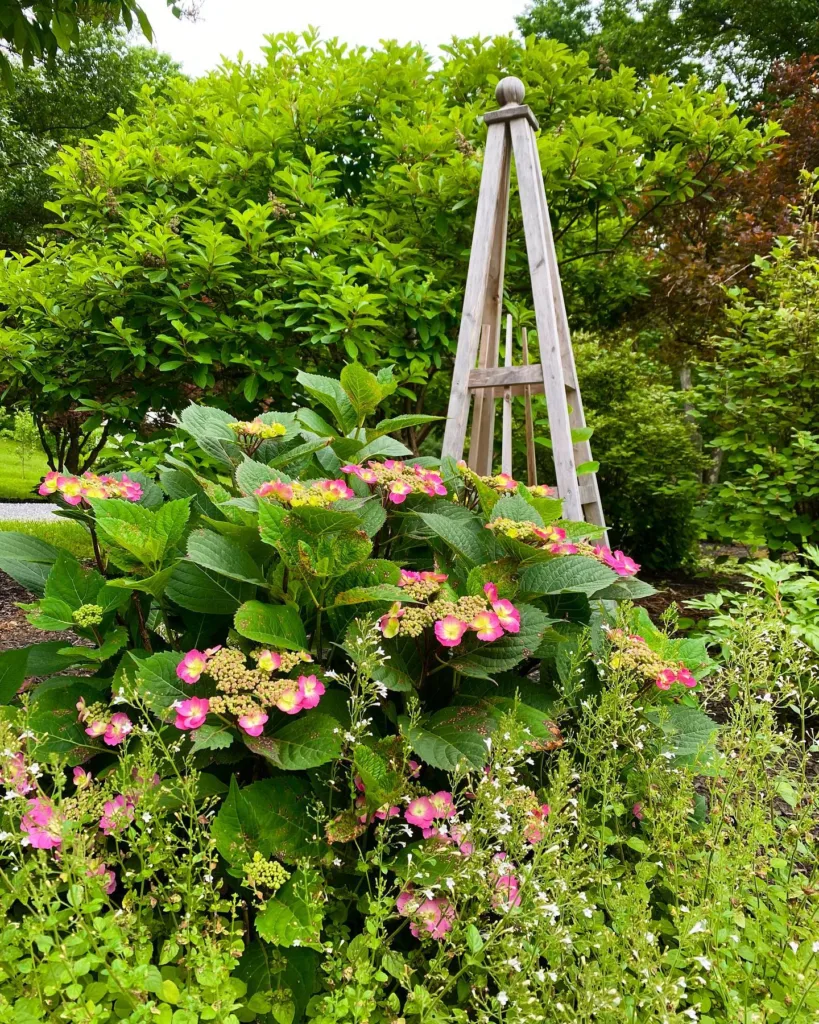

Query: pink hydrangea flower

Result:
[549,541,580,555]
[396,887,417,916]
[483,582,499,603]
[633,802,644,821]
[20,798,62,849]
[405,796,435,828]
[255,479,295,501]
[387,480,413,504]
[341,464,378,485]
[374,803,401,821]
[434,616,468,647]
[594,545,640,577]
[496,474,517,491]
[492,599,520,634]
[173,697,210,730]
[3,752,34,795]
[470,610,504,642]
[103,713,133,747]
[238,709,268,737]
[38,471,61,495]
[676,667,697,688]
[407,759,421,778]
[429,791,457,819]
[275,686,304,715]
[410,898,454,939]
[99,794,135,836]
[73,766,92,789]
[88,862,117,894]
[318,479,354,500]
[494,873,522,908]
[297,674,325,709]
[176,649,209,684]
[379,602,404,639]
[257,650,282,672]
[413,465,447,497]
[533,524,567,543]
[84,720,107,739]
[655,669,676,691]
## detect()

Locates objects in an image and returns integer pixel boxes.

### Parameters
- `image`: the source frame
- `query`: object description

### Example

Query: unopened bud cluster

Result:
[228,419,286,455]
[388,595,489,639]
[607,629,697,691]
[206,646,311,717]
[73,603,104,628]
[242,851,290,897]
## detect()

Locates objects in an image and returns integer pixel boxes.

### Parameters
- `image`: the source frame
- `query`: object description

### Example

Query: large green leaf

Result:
[234,601,307,650]
[131,650,189,717]
[519,556,618,597]
[333,584,407,606]
[255,867,324,949]
[238,943,320,1024]
[0,647,28,703]
[166,561,255,615]
[212,776,322,868]
[407,706,493,772]
[44,551,104,610]
[286,504,363,535]
[491,494,543,526]
[28,679,103,764]
[340,363,384,421]
[0,532,61,595]
[186,529,266,585]
[295,371,356,433]
[178,403,240,467]
[368,414,442,441]
[644,705,719,767]
[244,713,343,771]
[416,510,494,566]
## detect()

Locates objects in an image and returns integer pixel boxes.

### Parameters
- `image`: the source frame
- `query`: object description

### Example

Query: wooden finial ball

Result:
[495,76,525,106]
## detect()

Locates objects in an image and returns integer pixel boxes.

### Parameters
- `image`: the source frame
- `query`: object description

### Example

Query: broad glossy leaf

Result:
[234,601,307,650]
[295,371,356,433]
[244,713,343,770]
[186,529,266,585]
[166,561,255,615]
[0,532,60,595]
[519,556,617,597]
[255,867,324,949]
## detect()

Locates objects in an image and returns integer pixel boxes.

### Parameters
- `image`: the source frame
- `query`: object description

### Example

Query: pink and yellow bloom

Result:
[470,610,504,642]
[73,766,92,790]
[429,790,457,819]
[275,686,304,715]
[84,719,107,739]
[387,480,413,504]
[379,602,404,639]
[99,794,136,836]
[434,616,468,648]
[176,649,209,684]
[410,898,455,939]
[174,697,210,731]
[88,862,117,894]
[594,545,640,577]
[342,464,379,485]
[523,803,551,845]
[405,796,436,828]
[255,479,294,502]
[20,798,62,849]
[238,709,269,737]
[492,599,520,634]
[257,649,282,673]
[103,713,133,747]
[297,674,325,709]
[2,752,34,795]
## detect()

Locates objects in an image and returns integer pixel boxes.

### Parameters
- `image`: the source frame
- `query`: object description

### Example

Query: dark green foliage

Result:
[0,28,178,249]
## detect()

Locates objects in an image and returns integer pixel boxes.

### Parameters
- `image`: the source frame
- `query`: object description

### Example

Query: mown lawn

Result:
[0,520,93,560]
[0,438,49,500]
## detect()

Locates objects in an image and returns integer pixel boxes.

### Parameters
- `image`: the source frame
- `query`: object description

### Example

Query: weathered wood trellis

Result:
[441,76,607,540]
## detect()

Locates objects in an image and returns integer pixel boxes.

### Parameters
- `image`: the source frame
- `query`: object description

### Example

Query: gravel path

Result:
[0,502,59,521]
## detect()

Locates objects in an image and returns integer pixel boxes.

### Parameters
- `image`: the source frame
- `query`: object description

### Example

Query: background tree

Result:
[516,0,819,102]
[0,27,178,249]
[0,31,775,478]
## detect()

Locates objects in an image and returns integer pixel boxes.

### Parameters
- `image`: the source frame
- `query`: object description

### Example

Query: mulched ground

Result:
[0,574,77,651]
[635,568,736,624]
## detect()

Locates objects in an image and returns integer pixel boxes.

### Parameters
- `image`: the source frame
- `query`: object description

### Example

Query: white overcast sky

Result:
[137,0,526,77]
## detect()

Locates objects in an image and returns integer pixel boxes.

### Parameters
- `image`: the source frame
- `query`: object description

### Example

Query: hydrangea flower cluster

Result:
[341,460,447,504]
[396,887,455,940]
[242,850,290,900]
[379,582,520,649]
[456,461,518,494]
[171,645,320,737]
[20,797,62,849]
[38,471,143,505]
[607,628,697,690]
[1,751,35,796]
[228,418,286,455]
[396,568,448,600]
[255,477,354,507]
[485,518,640,576]
[77,698,133,747]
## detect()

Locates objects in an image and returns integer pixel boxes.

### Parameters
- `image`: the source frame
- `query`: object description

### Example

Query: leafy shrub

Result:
[0,31,774,470]
[514,333,704,570]
[697,194,819,552]
[2,363,769,1021]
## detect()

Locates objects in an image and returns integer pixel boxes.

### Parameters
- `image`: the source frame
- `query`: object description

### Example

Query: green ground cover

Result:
[0,519,93,559]
[0,437,48,500]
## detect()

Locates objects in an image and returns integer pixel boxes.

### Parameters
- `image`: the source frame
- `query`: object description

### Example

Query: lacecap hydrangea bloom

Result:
[39,471,142,505]
[342,460,447,504]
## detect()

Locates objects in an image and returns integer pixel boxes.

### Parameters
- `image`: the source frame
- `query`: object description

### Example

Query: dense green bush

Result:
[0,30,775,470]
[696,195,819,553]
[514,333,705,570]
[1,363,765,1022]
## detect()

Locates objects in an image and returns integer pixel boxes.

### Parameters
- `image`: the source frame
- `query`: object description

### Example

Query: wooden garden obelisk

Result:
[441,76,607,535]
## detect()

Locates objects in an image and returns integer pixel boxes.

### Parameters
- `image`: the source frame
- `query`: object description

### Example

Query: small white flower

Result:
[789,940,799,954]
[694,956,712,971]
[689,920,707,935]
[141,811,152,823]
[332,857,342,867]
[497,992,509,1007]
[204,874,214,883]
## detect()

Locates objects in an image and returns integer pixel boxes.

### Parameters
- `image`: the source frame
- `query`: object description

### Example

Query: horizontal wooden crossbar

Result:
[468,364,544,389]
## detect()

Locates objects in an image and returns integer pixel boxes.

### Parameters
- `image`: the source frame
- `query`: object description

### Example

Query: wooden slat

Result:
[441,121,508,462]
[509,117,583,521]
[468,324,493,472]
[468,364,544,389]
[501,314,513,476]
[528,125,608,539]
[469,383,544,399]
[470,139,511,475]
[484,104,540,130]
[521,327,537,486]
